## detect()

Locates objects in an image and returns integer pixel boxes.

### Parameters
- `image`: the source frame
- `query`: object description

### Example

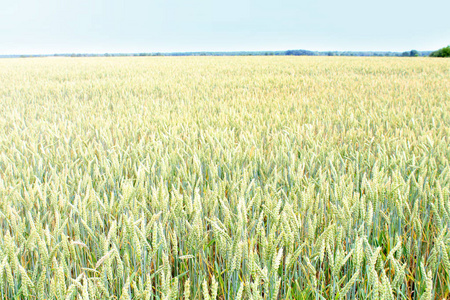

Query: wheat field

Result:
[0,56,449,299]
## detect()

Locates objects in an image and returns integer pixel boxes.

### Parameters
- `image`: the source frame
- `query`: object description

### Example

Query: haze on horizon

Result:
[1,0,449,55]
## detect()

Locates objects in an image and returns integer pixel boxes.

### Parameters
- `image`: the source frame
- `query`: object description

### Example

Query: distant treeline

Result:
[429,46,450,57]
[0,49,434,58]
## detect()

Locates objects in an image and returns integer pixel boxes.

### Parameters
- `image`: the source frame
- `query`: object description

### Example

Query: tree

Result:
[410,50,419,57]
[430,46,450,57]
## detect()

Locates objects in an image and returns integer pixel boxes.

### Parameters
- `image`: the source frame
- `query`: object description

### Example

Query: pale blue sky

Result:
[1,0,449,54]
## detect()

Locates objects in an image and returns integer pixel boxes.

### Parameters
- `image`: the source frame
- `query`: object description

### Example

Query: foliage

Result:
[285,49,317,56]
[402,50,420,57]
[430,46,450,57]
[0,57,449,299]
[410,50,420,57]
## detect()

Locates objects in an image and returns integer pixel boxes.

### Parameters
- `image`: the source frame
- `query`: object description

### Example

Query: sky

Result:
[1,0,449,55]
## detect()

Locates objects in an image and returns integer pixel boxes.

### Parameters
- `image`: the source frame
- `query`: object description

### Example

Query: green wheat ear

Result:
[0,56,448,299]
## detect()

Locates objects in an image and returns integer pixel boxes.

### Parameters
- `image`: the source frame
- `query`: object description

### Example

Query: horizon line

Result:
[0,48,437,57]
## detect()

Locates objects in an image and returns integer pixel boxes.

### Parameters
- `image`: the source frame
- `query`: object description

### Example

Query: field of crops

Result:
[0,56,449,299]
